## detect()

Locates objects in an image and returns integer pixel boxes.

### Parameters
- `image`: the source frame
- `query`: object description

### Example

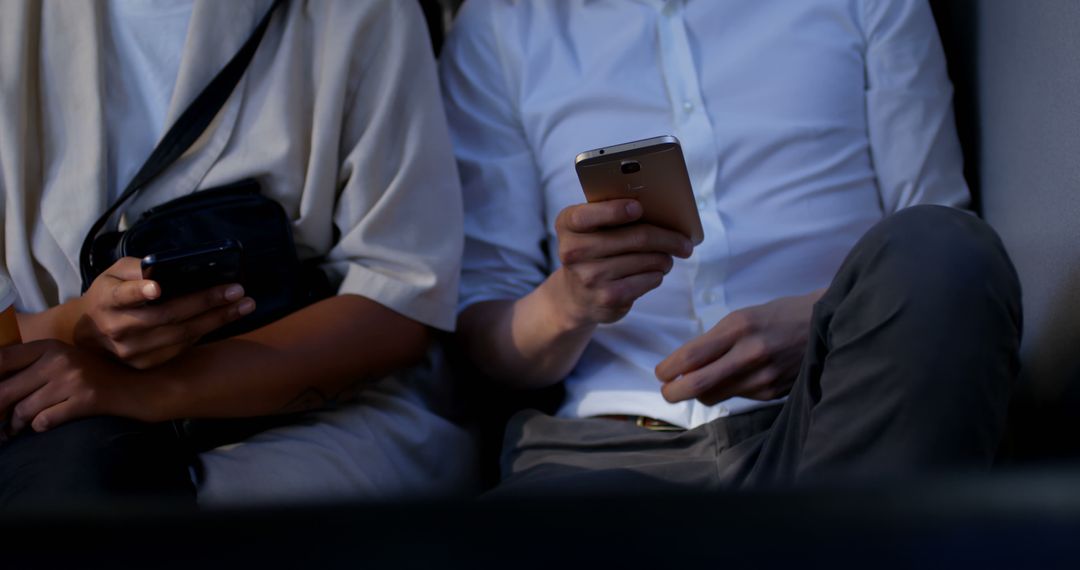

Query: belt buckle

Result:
[635,416,683,432]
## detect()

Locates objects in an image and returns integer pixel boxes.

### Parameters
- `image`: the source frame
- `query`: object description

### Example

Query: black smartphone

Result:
[141,240,244,303]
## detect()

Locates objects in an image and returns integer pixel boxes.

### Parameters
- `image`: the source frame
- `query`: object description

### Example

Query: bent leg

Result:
[0,417,195,511]
[748,205,1023,485]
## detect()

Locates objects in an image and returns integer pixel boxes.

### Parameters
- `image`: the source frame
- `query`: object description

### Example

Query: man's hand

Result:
[74,257,255,369]
[654,290,825,405]
[0,340,159,439]
[550,199,693,328]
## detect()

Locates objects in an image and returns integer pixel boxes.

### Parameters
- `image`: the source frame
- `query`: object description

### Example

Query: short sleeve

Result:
[438,0,550,314]
[323,1,463,331]
[862,0,971,213]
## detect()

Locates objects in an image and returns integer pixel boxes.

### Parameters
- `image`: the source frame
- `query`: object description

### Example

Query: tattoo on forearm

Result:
[277,378,368,414]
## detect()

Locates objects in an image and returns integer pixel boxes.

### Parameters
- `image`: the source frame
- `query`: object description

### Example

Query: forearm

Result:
[459,270,595,389]
[143,294,429,420]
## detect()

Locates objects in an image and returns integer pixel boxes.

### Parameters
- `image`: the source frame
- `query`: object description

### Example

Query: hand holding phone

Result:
[71,243,254,369]
[547,136,700,326]
[550,136,701,327]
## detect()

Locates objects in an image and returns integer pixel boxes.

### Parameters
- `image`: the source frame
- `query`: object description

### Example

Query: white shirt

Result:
[102,0,194,200]
[4,0,462,332]
[440,0,969,429]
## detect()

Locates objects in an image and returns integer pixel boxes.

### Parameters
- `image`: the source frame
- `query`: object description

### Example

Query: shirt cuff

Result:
[334,263,458,332]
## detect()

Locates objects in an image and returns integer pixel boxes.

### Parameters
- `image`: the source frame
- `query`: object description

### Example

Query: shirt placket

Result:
[656,0,732,420]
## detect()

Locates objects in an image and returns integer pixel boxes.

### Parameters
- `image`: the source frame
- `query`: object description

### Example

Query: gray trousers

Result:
[496,206,1023,495]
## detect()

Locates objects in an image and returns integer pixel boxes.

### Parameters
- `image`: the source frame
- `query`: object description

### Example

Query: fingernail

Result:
[683,240,694,256]
[236,298,256,316]
[224,285,245,302]
[625,201,642,218]
[143,283,159,299]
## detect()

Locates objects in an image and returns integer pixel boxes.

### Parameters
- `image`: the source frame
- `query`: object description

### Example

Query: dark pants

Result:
[0,417,195,511]
[496,206,1023,494]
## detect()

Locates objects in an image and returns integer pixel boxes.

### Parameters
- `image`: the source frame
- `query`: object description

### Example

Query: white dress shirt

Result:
[440,0,969,429]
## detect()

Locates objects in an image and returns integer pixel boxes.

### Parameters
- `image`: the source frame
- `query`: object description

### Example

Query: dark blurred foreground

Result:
[4,466,1080,569]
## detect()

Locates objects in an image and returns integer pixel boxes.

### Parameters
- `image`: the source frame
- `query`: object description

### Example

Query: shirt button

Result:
[695,197,707,210]
[683,100,695,113]
[703,291,716,304]
[716,405,729,416]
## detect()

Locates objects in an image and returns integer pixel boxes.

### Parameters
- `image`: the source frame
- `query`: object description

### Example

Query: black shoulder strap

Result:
[80,0,283,291]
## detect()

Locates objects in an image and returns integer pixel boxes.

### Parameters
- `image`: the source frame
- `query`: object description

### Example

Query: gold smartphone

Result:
[575,135,704,245]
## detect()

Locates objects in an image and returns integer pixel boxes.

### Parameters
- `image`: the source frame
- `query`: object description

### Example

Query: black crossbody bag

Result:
[80,0,328,342]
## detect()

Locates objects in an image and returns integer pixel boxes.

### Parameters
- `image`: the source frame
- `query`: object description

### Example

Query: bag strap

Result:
[79,0,284,291]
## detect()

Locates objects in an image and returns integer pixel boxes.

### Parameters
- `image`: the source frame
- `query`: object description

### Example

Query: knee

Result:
[882,206,1001,265]
[830,205,1023,337]
[867,205,1020,298]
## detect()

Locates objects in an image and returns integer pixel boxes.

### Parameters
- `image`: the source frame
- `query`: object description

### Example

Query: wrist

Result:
[62,295,89,343]
[537,268,597,335]
[132,365,188,423]
[16,296,85,343]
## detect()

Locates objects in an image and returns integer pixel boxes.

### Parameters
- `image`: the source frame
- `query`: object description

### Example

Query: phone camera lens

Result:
[620,160,641,174]
[599,149,605,155]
